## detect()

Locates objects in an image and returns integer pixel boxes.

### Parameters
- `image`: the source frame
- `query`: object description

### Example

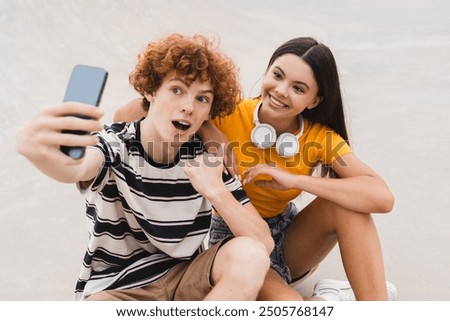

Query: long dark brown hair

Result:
[267,37,350,177]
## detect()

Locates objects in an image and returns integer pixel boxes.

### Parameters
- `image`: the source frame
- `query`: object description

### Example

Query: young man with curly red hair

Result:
[16,34,273,301]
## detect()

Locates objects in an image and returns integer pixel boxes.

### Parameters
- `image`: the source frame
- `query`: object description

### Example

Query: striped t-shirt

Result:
[75,119,249,300]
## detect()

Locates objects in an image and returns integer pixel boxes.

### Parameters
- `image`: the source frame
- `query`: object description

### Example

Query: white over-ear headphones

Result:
[251,101,304,158]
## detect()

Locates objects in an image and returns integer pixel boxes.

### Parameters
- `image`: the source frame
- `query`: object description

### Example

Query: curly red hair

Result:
[129,34,241,119]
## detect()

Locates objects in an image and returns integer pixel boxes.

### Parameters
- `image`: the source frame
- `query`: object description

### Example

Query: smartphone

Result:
[60,64,108,159]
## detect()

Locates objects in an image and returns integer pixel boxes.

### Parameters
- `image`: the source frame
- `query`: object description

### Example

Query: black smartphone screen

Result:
[60,65,108,159]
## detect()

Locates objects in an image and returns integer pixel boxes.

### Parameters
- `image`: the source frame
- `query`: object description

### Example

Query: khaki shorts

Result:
[86,237,230,301]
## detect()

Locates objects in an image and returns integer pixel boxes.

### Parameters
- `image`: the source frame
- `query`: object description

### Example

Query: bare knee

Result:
[220,237,270,276]
[213,237,270,295]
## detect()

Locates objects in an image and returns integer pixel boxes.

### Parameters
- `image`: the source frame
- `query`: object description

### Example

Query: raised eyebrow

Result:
[168,78,214,95]
[199,89,214,95]
[168,77,186,86]
[273,66,310,90]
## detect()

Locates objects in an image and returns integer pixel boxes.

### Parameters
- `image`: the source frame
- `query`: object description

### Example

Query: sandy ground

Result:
[1,0,450,300]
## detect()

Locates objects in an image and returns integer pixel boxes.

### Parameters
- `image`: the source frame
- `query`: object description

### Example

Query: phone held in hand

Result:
[60,64,108,159]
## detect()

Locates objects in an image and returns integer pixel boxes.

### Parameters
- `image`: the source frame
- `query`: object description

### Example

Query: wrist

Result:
[203,184,229,203]
[291,173,306,190]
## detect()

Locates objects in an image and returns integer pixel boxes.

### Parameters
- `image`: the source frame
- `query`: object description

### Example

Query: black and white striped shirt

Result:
[75,120,248,300]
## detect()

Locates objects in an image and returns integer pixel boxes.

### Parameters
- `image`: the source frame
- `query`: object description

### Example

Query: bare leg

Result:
[257,268,304,300]
[205,236,270,300]
[284,197,388,300]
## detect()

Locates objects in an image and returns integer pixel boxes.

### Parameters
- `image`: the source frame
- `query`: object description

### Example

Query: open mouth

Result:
[172,120,191,131]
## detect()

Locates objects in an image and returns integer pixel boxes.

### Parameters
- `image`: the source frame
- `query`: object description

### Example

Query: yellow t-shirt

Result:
[213,98,352,218]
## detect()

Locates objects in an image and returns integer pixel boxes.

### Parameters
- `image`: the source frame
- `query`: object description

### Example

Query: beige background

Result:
[1,0,449,300]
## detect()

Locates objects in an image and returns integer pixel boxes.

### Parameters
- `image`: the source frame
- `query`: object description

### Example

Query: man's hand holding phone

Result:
[60,65,108,159]
[16,65,107,183]
[16,103,103,163]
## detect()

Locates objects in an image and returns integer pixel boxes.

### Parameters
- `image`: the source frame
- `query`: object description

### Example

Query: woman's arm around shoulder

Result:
[113,98,147,123]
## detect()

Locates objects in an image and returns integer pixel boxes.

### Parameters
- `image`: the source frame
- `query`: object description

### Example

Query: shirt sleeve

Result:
[318,129,353,165]
[222,171,250,206]
[78,125,123,193]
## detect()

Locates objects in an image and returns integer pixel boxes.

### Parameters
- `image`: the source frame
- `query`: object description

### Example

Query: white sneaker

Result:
[312,279,398,301]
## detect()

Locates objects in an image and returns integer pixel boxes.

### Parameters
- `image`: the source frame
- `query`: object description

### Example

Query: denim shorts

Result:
[209,202,298,283]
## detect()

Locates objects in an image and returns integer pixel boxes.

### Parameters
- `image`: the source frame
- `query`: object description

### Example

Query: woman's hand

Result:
[243,164,297,191]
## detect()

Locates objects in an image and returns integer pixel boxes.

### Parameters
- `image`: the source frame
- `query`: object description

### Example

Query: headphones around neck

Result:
[250,101,304,158]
